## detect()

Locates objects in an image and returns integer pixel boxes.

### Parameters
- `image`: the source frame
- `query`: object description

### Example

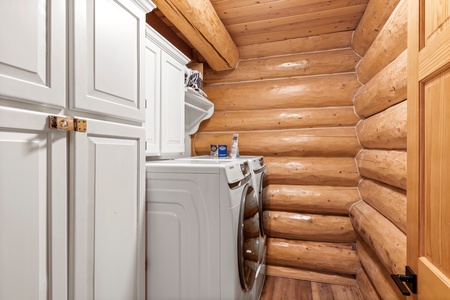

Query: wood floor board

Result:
[261,275,363,300]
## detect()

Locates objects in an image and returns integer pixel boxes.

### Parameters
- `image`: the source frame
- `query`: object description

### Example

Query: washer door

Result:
[258,171,266,237]
[237,184,259,292]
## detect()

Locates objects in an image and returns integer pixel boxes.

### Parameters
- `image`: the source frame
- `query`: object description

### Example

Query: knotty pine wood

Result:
[356,149,407,190]
[356,0,407,84]
[204,49,360,84]
[266,265,356,287]
[354,50,407,118]
[358,179,407,234]
[203,74,360,111]
[356,239,404,300]
[356,100,407,150]
[266,238,361,276]
[238,31,352,59]
[193,128,361,157]
[231,12,362,46]
[263,185,359,216]
[263,211,356,243]
[350,201,406,274]
[356,269,381,300]
[265,157,361,187]
[260,276,363,300]
[213,0,368,25]
[352,0,401,56]
[225,5,366,36]
[151,0,239,70]
[199,107,359,132]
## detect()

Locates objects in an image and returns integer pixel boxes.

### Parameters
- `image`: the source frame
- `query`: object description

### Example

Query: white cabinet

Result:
[0,107,67,300]
[70,0,151,122]
[0,0,65,108]
[70,119,145,300]
[0,1,154,299]
[145,26,190,156]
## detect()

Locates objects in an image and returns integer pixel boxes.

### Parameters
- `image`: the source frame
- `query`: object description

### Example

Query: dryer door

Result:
[257,171,266,237]
[237,184,259,292]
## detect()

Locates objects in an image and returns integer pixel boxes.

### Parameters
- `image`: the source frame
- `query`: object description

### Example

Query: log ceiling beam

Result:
[152,0,239,71]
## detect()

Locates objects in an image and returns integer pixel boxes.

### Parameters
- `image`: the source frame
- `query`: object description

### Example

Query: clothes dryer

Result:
[146,159,260,300]
[178,156,267,300]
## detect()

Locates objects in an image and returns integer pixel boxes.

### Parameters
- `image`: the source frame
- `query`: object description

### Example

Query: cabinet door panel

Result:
[145,39,161,155]
[160,52,185,154]
[0,0,65,107]
[70,119,145,300]
[71,0,145,121]
[0,107,67,300]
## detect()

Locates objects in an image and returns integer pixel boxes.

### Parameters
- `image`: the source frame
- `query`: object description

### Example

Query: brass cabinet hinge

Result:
[48,116,87,132]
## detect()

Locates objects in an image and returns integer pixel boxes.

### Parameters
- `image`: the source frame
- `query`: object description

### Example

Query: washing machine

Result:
[178,156,267,300]
[146,159,262,299]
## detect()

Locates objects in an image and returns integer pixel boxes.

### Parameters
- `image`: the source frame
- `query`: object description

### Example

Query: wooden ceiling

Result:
[153,0,369,48]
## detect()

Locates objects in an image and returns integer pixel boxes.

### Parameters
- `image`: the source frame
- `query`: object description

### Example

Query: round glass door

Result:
[237,184,259,292]
[258,171,266,237]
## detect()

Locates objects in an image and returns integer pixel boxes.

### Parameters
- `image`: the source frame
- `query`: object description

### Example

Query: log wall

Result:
[194,0,409,294]
[195,30,362,284]
[351,0,408,298]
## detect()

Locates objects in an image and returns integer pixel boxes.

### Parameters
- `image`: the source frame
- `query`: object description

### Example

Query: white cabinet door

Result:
[0,0,65,107]
[145,38,161,155]
[71,0,146,121]
[0,107,67,300]
[160,51,185,154]
[70,119,145,300]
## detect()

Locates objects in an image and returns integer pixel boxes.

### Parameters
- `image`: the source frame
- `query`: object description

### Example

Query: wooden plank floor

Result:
[260,276,363,300]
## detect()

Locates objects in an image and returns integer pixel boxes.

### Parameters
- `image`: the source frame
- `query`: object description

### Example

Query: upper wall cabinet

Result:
[145,25,190,156]
[0,0,66,107]
[70,0,155,122]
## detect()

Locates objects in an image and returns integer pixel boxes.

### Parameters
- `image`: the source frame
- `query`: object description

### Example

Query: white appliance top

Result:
[180,155,266,172]
[146,159,251,184]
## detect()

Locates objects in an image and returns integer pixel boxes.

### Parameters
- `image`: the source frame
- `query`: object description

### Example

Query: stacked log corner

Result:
[195,31,362,284]
[352,0,408,298]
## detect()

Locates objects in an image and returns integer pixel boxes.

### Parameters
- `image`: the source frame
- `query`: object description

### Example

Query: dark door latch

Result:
[391,266,417,296]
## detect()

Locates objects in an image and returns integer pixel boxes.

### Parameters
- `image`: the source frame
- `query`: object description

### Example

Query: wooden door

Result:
[0,0,65,107]
[408,0,450,298]
[69,118,145,300]
[0,107,67,300]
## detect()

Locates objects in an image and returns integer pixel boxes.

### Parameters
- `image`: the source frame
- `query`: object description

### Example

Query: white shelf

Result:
[185,87,214,135]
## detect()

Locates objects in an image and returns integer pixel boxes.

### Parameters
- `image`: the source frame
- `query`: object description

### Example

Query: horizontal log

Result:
[244,213,260,239]
[152,0,239,70]
[263,211,356,243]
[238,31,353,59]
[356,149,407,190]
[350,201,406,274]
[356,100,407,150]
[354,50,407,119]
[358,179,407,233]
[193,129,361,157]
[266,237,361,276]
[244,238,259,262]
[352,0,401,56]
[203,74,360,111]
[356,0,407,84]
[204,49,360,84]
[199,107,359,132]
[265,265,356,286]
[265,157,361,187]
[263,185,359,215]
[357,239,404,300]
[356,268,381,300]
